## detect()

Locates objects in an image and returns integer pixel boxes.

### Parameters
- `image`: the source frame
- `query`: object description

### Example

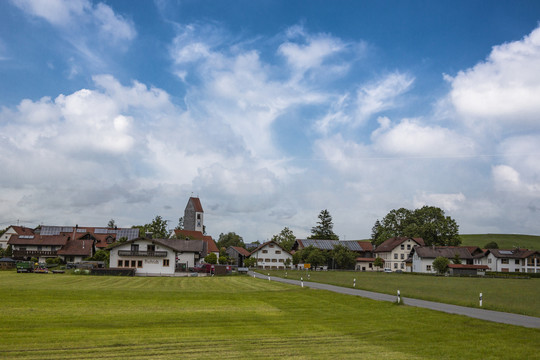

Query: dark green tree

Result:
[133,215,169,239]
[433,256,450,275]
[373,257,384,270]
[308,209,339,240]
[271,227,296,252]
[484,241,499,249]
[217,232,245,249]
[175,217,184,230]
[331,244,356,269]
[107,219,116,228]
[205,253,217,264]
[306,248,326,269]
[244,257,257,268]
[372,206,460,246]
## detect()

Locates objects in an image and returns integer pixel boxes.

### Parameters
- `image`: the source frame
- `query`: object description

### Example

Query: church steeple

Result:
[184,197,204,232]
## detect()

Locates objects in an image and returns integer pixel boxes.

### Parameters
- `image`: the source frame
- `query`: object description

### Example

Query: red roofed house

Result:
[250,241,292,270]
[1,225,35,250]
[374,237,425,272]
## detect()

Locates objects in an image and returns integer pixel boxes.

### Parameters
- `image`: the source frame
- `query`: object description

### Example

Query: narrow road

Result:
[250,271,540,329]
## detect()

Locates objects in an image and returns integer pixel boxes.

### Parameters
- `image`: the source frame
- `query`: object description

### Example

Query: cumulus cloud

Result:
[414,192,466,212]
[447,25,540,133]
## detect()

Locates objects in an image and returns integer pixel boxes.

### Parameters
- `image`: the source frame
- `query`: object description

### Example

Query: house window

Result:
[515,269,520,272]
[278,259,284,262]
[106,237,113,244]
[131,260,136,268]
[394,253,398,259]
[269,244,274,248]
[197,214,201,220]
[426,265,432,271]
[258,258,263,262]
[488,258,492,264]
[401,263,404,269]
[515,260,520,265]
[400,244,404,250]
[137,260,143,268]
[502,259,509,264]
[118,260,123,267]
[262,250,268,254]
[265,259,270,262]
[272,259,277,262]
[148,245,155,252]
[400,254,404,259]
[407,244,411,250]
[131,244,139,252]
[275,250,281,254]
[394,263,398,269]
[163,259,170,267]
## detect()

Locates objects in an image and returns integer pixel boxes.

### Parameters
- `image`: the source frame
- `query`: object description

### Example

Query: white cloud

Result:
[371,117,475,157]
[448,25,540,132]
[414,192,466,212]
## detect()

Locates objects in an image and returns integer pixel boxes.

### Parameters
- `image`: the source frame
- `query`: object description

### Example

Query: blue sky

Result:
[1,0,540,242]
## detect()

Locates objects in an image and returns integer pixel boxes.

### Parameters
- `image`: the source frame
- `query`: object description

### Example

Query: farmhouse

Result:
[250,241,292,270]
[411,246,485,274]
[485,249,540,273]
[374,237,425,272]
[108,237,207,275]
[226,246,251,267]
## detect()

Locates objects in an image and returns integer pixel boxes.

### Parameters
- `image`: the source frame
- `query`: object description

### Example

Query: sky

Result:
[1,0,540,242]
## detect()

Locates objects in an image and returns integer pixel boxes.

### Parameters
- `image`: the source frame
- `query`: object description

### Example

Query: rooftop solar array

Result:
[298,239,365,251]
[40,226,73,235]
[39,226,139,240]
[19,235,34,239]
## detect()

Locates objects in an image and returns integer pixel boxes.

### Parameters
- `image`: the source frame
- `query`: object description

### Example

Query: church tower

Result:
[184,197,204,232]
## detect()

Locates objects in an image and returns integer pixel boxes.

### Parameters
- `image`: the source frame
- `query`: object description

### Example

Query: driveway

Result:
[250,271,540,329]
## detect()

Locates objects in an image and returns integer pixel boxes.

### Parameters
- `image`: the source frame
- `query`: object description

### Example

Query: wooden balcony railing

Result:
[117,250,168,257]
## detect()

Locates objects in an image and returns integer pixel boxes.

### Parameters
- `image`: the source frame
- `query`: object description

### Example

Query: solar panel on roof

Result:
[499,250,513,255]
[77,228,87,232]
[94,228,108,234]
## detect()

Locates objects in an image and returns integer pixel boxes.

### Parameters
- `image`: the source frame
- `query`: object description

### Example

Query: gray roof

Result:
[0,257,16,262]
[415,246,476,259]
[107,237,206,253]
[295,239,372,252]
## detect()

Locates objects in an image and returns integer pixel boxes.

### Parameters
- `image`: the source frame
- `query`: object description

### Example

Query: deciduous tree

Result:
[271,227,296,252]
[217,232,245,249]
[433,256,449,275]
[331,244,356,269]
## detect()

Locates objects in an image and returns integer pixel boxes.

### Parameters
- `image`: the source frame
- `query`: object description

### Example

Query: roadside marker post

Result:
[301,277,304,288]
[353,278,356,288]
[480,293,483,307]
[268,273,270,281]
[397,290,401,304]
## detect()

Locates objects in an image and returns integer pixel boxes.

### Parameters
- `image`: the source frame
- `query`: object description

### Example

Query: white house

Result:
[373,237,425,272]
[1,225,35,250]
[412,246,486,274]
[486,249,540,273]
[250,241,292,270]
[108,237,206,276]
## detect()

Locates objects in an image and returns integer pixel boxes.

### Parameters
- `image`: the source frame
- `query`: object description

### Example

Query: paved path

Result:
[250,271,540,329]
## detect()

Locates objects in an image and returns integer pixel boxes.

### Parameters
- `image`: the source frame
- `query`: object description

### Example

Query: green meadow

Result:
[459,234,540,250]
[266,270,540,317]
[0,272,538,359]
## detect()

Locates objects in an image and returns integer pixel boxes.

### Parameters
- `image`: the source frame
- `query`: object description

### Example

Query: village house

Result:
[485,249,540,273]
[292,238,374,270]
[411,246,487,274]
[108,237,207,275]
[373,237,425,272]
[250,241,292,270]
[1,225,34,250]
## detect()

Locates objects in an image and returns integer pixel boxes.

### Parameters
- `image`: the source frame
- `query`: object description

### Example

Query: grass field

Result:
[0,272,539,359]
[263,270,540,317]
[460,234,540,250]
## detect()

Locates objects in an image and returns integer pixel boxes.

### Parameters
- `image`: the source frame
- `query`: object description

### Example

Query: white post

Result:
[308,273,310,280]
[301,277,304,288]
[268,273,270,281]
[479,292,483,307]
[353,278,356,288]
[285,271,287,278]
[397,290,401,304]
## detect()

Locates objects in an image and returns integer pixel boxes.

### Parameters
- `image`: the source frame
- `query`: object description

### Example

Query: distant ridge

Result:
[460,234,540,250]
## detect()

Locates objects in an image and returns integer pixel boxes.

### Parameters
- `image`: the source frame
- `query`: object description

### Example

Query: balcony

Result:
[13,250,57,257]
[117,250,167,257]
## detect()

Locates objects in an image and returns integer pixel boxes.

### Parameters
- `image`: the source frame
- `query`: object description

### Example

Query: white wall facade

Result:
[486,253,540,273]
[412,253,437,273]
[377,239,419,272]
[110,239,177,276]
[252,242,292,270]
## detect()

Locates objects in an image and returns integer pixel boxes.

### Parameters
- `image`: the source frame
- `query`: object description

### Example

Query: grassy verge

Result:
[0,272,538,359]
[263,270,540,317]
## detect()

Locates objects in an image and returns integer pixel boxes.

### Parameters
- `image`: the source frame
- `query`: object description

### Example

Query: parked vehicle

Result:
[383,268,392,273]
[16,261,35,273]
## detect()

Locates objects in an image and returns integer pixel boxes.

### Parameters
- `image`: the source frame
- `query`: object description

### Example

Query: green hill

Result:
[460,234,540,250]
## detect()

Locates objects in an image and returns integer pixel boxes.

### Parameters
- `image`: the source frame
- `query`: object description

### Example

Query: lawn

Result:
[0,272,538,359]
[459,234,540,250]
[263,270,540,317]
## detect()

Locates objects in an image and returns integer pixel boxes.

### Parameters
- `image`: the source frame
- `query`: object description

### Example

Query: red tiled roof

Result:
[357,241,374,251]
[9,226,35,236]
[189,197,204,212]
[56,239,93,256]
[8,234,69,246]
[374,237,424,252]
[230,246,251,257]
